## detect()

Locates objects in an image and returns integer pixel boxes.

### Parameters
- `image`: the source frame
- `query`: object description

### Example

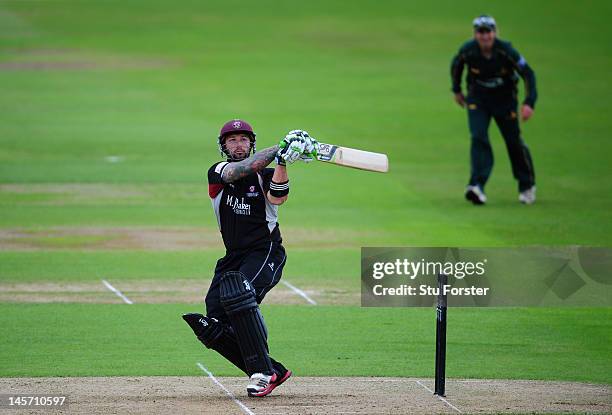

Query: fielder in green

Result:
[451,15,538,205]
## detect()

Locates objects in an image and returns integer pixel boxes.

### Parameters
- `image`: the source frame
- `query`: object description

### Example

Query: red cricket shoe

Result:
[247,369,292,397]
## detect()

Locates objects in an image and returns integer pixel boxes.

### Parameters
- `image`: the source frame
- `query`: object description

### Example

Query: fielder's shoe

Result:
[518,186,536,205]
[465,185,487,205]
[247,372,283,397]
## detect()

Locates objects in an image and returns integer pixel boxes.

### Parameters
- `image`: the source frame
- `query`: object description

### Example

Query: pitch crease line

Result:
[101,279,133,304]
[196,362,255,415]
[281,280,317,305]
[415,380,462,414]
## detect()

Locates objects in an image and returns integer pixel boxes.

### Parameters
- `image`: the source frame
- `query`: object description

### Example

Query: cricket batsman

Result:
[451,15,538,205]
[182,119,318,397]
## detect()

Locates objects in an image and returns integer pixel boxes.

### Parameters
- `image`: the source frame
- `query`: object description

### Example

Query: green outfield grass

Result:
[0,304,609,384]
[1,0,611,244]
[1,0,611,386]
[0,250,359,287]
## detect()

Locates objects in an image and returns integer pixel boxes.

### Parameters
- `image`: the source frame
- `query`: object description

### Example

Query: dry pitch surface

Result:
[1,376,610,414]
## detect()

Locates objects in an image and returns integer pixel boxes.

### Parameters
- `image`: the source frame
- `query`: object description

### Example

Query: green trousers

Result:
[466,94,535,192]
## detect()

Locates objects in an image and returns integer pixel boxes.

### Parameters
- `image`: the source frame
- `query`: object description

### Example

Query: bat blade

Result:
[316,142,389,173]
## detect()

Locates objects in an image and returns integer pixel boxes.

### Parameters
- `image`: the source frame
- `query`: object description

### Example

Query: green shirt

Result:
[450,38,537,108]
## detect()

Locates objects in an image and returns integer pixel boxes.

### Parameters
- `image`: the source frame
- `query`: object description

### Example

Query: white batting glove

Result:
[286,130,319,163]
[300,136,320,163]
[277,132,306,164]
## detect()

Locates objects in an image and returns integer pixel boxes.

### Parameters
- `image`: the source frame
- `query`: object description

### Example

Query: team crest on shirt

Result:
[246,185,259,197]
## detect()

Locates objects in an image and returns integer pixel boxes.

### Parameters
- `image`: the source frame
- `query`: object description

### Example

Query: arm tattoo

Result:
[221,145,279,183]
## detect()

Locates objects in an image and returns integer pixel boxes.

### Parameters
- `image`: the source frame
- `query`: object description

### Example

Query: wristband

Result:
[269,180,289,197]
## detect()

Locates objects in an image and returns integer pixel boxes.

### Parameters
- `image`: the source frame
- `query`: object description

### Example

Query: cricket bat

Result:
[316,142,389,173]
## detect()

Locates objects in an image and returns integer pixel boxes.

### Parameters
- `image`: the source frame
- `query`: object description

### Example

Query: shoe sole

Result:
[247,371,292,398]
[465,190,485,205]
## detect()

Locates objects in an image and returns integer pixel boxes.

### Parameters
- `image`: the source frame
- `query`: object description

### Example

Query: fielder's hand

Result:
[454,92,466,108]
[521,104,534,122]
[277,132,307,165]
